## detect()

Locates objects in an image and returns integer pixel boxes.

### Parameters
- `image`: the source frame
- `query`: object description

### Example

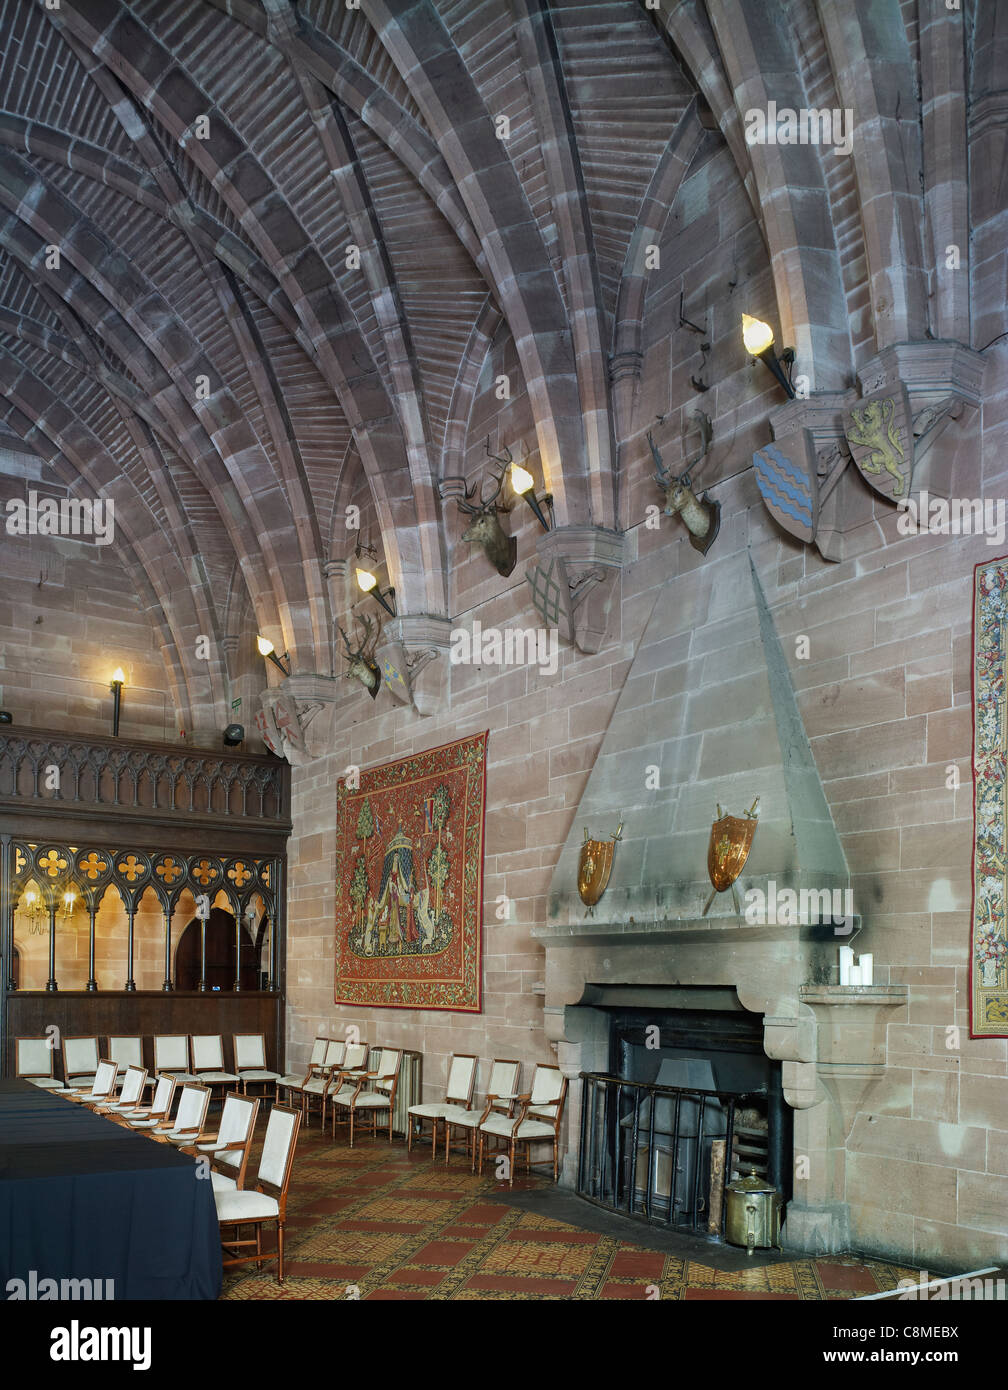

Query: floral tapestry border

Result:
[971,557,1008,1037]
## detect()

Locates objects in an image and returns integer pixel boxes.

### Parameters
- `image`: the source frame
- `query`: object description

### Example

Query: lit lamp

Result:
[61,889,76,923]
[741,314,796,400]
[355,566,396,617]
[510,461,552,532]
[110,667,125,736]
[256,635,291,677]
[21,889,42,935]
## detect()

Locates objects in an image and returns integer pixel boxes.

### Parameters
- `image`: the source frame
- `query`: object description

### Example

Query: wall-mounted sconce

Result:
[742,314,795,400]
[510,460,553,532]
[110,667,125,737]
[61,889,77,923]
[0,710,12,724]
[256,635,291,677]
[355,565,396,617]
[20,888,43,935]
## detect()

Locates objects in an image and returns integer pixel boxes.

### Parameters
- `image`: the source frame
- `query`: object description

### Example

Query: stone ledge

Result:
[800,985,908,1006]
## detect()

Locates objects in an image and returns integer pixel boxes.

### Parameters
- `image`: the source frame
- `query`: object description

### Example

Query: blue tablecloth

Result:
[0,1079,222,1300]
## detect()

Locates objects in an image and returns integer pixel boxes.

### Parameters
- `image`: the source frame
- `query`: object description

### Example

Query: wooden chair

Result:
[94,1065,149,1114]
[478,1063,568,1186]
[153,1034,196,1083]
[326,1042,370,1139]
[407,1054,477,1157]
[182,1093,260,1192]
[16,1037,64,1090]
[121,1074,177,1129]
[148,1083,210,1144]
[233,1033,281,1102]
[442,1059,520,1168]
[276,1036,327,1109]
[65,1060,119,1104]
[215,1105,301,1284]
[301,1040,346,1128]
[62,1036,100,1090]
[107,1037,150,1092]
[330,1048,402,1147]
[189,1034,240,1098]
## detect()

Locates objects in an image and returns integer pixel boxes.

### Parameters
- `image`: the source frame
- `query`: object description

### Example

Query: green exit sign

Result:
[231,698,241,712]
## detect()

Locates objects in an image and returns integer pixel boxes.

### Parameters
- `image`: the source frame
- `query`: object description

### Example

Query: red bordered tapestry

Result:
[334,731,488,1012]
[972,557,1008,1037]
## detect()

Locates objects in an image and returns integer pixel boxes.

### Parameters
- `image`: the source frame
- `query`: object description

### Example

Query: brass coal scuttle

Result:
[724,1169,784,1254]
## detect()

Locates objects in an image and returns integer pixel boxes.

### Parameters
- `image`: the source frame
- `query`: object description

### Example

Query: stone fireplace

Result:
[533,551,907,1254]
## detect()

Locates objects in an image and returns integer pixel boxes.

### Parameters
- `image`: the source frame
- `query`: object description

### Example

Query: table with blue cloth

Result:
[0,1078,222,1300]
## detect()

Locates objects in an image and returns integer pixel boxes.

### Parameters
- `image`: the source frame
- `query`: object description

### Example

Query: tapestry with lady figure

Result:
[334,731,488,1011]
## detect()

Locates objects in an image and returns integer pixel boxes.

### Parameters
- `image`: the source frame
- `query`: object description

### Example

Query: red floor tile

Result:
[385,1268,448,1287]
[815,1262,881,1292]
[464,1275,579,1295]
[609,1251,668,1279]
[407,1241,477,1267]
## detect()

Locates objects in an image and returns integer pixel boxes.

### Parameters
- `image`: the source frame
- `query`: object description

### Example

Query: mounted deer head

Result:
[648,415,720,555]
[451,448,517,577]
[338,615,381,699]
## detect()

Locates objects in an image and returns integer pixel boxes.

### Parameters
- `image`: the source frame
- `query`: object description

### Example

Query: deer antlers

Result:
[338,614,379,660]
[455,448,512,516]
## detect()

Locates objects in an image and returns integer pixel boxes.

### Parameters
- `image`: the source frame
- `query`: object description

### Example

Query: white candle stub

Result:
[839,946,854,986]
[848,964,863,986]
[859,953,873,986]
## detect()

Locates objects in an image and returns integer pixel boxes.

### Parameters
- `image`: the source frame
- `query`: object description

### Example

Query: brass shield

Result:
[578,838,615,908]
[707,815,758,893]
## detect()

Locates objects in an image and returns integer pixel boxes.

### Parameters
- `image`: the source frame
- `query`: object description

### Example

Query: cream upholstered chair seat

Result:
[443,1059,521,1168]
[62,1036,100,1090]
[408,1054,478,1155]
[153,1035,196,1083]
[95,1065,148,1113]
[480,1112,555,1141]
[330,1048,401,1147]
[233,1034,281,1100]
[214,1187,280,1222]
[238,1069,279,1084]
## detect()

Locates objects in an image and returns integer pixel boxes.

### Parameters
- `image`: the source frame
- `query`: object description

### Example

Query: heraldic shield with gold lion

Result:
[334,731,488,1012]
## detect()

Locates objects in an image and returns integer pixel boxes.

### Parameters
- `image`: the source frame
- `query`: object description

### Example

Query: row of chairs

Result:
[54,1060,299,1283]
[16,1034,280,1100]
[282,1040,567,1184]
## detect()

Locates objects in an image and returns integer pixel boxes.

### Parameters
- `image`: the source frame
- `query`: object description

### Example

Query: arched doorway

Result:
[174,907,258,991]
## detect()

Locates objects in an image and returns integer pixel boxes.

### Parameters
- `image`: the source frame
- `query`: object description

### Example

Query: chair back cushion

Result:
[309,1037,328,1064]
[233,1034,266,1070]
[154,1035,190,1070]
[344,1042,369,1070]
[324,1040,347,1068]
[217,1094,257,1144]
[17,1038,52,1078]
[258,1106,300,1190]
[175,1084,208,1131]
[92,1061,118,1097]
[529,1065,564,1116]
[446,1054,477,1104]
[108,1037,143,1069]
[191,1035,225,1071]
[488,1059,520,1099]
[64,1037,99,1075]
[376,1050,401,1091]
[150,1074,174,1113]
[118,1066,147,1106]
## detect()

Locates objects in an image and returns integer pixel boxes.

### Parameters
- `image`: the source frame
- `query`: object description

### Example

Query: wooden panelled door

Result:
[174,908,259,991]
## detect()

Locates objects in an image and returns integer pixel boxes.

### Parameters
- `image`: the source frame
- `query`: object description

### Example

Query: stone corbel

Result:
[377,615,454,717]
[767,392,859,563]
[525,526,624,654]
[856,342,985,501]
[256,676,344,765]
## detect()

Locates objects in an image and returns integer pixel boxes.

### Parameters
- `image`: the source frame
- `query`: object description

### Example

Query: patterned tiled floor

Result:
[220,1125,921,1300]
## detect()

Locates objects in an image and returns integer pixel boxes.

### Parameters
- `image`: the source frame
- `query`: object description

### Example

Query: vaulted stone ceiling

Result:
[0,0,999,736]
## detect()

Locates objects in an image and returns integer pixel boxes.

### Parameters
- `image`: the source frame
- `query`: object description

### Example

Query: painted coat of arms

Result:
[971,558,1008,1037]
[334,731,487,1011]
[752,431,819,544]
[844,385,913,501]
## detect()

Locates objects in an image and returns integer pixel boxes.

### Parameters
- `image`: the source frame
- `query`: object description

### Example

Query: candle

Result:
[859,953,873,986]
[849,964,863,986]
[839,946,854,986]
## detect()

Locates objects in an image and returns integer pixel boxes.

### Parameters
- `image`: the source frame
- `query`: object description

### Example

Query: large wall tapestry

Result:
[972,558,1008,1037]
[334,731,488,1012]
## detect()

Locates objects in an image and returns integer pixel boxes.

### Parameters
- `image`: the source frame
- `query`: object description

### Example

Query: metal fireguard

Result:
[577,1072,774,1238]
